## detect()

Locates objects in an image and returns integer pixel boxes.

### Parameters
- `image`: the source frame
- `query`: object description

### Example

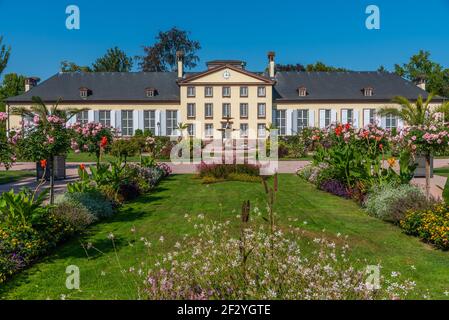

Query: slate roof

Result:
[6,72,180,103]
[273,71,440,102]
[6,70,443,104]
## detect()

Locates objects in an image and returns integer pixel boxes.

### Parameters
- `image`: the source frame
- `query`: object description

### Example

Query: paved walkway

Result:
[1,160,448,199]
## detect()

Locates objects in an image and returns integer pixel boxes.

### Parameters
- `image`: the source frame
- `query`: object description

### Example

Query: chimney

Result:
[416,78,426,91]
[176,51,184,78]
[268,51,275,78]
[25,77,40,92]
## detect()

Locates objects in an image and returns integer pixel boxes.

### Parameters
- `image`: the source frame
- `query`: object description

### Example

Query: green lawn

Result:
[0,170,34,185]
[1,174,449,299]
[434,166,449,202]
[65,151,142,163]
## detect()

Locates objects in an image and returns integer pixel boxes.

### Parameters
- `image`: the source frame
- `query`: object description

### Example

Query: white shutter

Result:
[353,110,359,128]
[308,110,315,127]
[319,110,325,128]
[138,110,144,131]
[292,110,298,134]
[115,110,122,131]
[286,109,293,136]
[381,116,386,128]
[376,112,382,127]
[342,109,348,124]
[363,109,370,127]
[110,110,116,129]
[160,110,166,136]
[331,109,337,124]
[132,110,139,134]
[94,110,99,122]
[88,110,95,123]
[66,115,76,126]
[176,110,181,136]
[398,118,404,129]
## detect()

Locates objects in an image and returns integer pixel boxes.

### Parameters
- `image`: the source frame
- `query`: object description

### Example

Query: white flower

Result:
[107,233,115,240]
[159,236,164,242]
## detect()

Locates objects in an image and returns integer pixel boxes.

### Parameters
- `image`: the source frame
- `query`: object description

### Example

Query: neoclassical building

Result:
[6,52,444,138]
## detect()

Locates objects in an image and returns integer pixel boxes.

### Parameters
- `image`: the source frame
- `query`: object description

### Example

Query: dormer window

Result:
[79,87,90,99]
[363,87,373,97]
[298,87,307,97]
[146,88,156,97]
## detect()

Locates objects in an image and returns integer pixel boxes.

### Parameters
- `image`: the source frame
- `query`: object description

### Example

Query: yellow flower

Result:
[387,157,396,168]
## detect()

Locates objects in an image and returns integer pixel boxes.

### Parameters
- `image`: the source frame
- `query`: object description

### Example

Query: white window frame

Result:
[385,114,398,130]
[144,110,156,134]
[240,86,248,97]
[222,87,231,97]
[205,86,213,97]
[205,103,213,118]
[257,103,266,118]
[324,109,331,127]
[222,103,231,118]
[297,109,309,131]
[205,123,214,138]
[166,110,178,136]
[121,110,134,136]
[76,110,89,124]
[187,123,195,137]
[187,103,196,118]
[99,110,111,126]
[240,123,249,138]
[257,86,266,97]
[258,124,266,138]
[240,103,248,118]
[187,86,196,97]
[275,110,286,136]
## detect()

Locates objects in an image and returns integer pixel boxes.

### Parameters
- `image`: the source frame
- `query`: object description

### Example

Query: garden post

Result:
[49,156,55,204]
[425,153,431,200]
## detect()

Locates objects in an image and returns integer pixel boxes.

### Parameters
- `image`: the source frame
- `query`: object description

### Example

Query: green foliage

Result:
[0,36,11,76]
[51,201,97,232]
[138,27,201,72]
[401,203,449,250]
[394,50,449,98]
[57,191,114,219]
[110,139,139,162]
[364,184,433,224]
[0,73,25,112]
[305,61,349,72]
[0,188,49,226]
[92,47,133,72]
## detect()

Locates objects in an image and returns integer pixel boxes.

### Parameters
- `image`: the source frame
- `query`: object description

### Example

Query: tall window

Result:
[257,86,266,97]
[369,109,376,124]
[257,103,266,118]
[240,103,248,118]
[258,124,266,138]
[187,124,195,136]
[240,124,248,138]
[205,124,214,138]
[166,110,178,136]
[99,110,111,126]
[222,87,231,97]
[121,110,134,136]
[187,103,196,118]
[297,110,309,131]
[324,109,331,127]
[205,86,213,97]
[222,103,231,118]
[205,103,213,118]
[144,110,156,134]
[342,109,353,124]
[240,86,248,97]
[275,110,286,136]
[76,110,89,124]
[385,114,398,130]
[187,86,195,97]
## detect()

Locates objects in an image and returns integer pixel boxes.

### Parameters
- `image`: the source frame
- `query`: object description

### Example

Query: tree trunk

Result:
[50,156,55,204]
[425,153,431,200]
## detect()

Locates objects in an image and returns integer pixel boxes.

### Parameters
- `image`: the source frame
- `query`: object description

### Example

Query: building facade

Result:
[6,52,444,138]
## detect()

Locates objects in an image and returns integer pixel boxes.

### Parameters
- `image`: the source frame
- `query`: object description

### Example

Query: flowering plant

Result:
[0,112,16,169]
[69,122,117,164]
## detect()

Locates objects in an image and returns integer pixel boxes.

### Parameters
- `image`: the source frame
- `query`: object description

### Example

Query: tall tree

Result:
[0,73,25,112]
[92,47,133,72]
[0,36,11,76]
[395,50,449,98]
[306,61,349,72]
[60,60,92,72]
[138,27,201,72]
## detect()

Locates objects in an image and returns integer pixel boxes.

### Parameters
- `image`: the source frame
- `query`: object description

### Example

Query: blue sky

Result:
[1,0,449,81]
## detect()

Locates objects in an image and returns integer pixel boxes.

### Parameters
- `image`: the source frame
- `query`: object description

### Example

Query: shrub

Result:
[138,216,415,300]
[57,191,114,219]
[320,179,350,198]
[110,138,139,162]
[51,201,97,232]
[364,184,433,224]
[297,163,329,186]
[401,203,449,250]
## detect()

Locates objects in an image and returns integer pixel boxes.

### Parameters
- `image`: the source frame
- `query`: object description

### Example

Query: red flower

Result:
[379,144,383,150]
[100,136,108,148]
[344,123,351,130]
[79,164,85,171]
[335,125,343,136]
[40,159,47,168]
